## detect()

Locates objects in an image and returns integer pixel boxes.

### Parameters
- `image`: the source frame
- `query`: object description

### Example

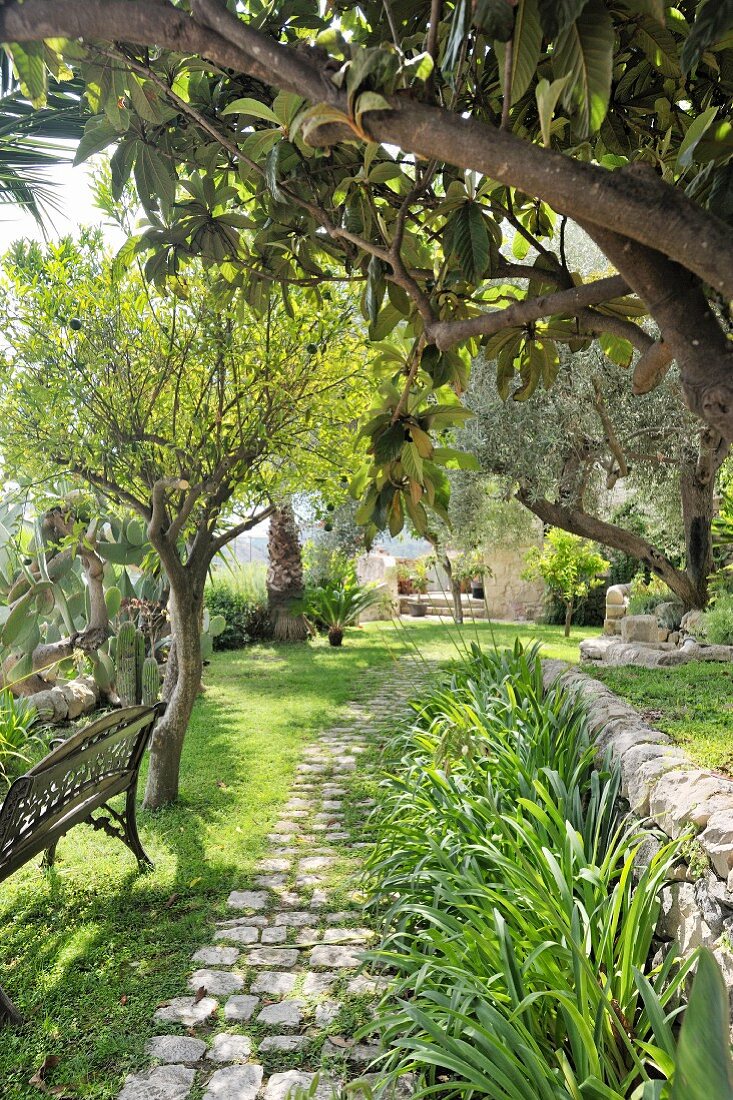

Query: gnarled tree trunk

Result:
[267,503,307,642]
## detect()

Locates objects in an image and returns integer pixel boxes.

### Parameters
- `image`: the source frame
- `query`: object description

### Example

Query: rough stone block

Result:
[147,1036,207,1065]
[260,1035,309,1053]
[119,1065,196,1100]
[192,946,240,967]
[227,891,268,911]
[223,995,259,1022]
[202,1064,263,1100]
[256,999,304,1028]
[189,969,244,997]
[154,997,218,1027]
[264,1071,334,1100]
[214,926,259,945]
[622,615,660,643]
[606,584,628,607]
[206,1034,253,1063]
[649,770,733,838]
[250,972,298,995]
[245,948,299,967]
[700,811,733,877]
[309,944,362,968]
[657,882,711,953]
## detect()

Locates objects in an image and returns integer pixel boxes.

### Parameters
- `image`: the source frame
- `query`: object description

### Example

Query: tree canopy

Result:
[0,231,368,805]
[3,0,732,541]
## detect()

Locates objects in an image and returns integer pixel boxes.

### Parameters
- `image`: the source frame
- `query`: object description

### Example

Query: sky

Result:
[0,160,124,252]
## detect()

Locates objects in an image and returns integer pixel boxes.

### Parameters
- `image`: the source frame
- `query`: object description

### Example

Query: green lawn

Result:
[587,660,733,774]
[0,619,593,1099]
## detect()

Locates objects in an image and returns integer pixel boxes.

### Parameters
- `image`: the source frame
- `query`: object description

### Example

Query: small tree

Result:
[523,529,609,637]
[0,235,367,807]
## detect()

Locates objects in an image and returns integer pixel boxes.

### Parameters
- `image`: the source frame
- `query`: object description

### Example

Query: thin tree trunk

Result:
[142,571,204,810]
[564,600,573,637]
[442,554,463,624]
[267,503,307,642]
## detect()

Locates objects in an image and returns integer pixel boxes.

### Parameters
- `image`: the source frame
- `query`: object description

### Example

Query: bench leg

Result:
[124,785,153,872]
[41,841,58,870]
[0,984,22,1027]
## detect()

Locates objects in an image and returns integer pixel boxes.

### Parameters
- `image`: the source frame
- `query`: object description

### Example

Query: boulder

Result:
[699,811,733,877]
[606,585,629,607]
[621,615,659,643]
[680,609,705,637]
[649,770,733,838]
[657,882,712,951]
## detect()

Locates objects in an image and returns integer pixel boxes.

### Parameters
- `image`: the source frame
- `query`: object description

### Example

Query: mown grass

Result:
[0,619,594,1099]
[587,660,733,774]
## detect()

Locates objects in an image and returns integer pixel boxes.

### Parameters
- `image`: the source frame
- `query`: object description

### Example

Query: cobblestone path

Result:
[119,658,428,1100]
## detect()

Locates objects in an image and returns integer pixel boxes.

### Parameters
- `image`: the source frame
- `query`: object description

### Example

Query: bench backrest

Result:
[0,703,163,882]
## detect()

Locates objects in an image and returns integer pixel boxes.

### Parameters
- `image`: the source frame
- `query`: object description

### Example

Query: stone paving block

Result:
[214,926,260,945]
[264,1071,334,1100]
[301,971,338,996]
[322,802,343,811]
[295,875,323,889]
[224,995,260,1022]
[255,874,288,890]
[274,911,313,926]
[261,926,287,944]
[299,857,334,873]
[217,916,268,928]
[321,1040,380,1064]
[277,891,304,907]
[154,996,218,1027]
[206,1033,253,1063]
[272,821,301,833]
[250,971,298,995]
[256,999,304,1028]
[322,928,373,945]
[324,832,349,841]
[227,891,268,911]
[147,1036,207,1065]
[258,859,292,872]
[309,890,328,909]
[314,1000,341,1027]
[189,969,244,996]
[259,1035,310,1053]
[245,947,299,967]
[119,1064,196,1100]
[202,1063,263,1100]
[294,928,321,946]
[192,946,240,966]
[325,912,356,923]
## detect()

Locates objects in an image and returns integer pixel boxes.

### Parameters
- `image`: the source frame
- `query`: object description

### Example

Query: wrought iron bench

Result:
[0,701,164,1025]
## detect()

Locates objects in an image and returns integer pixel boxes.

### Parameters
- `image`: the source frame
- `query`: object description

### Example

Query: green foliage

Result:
[702,594,733,645]
[522,528,609,621]
[205,579,270,650]
[363,641,700,1097]
[0,688,37,786]
[304,581,382,645]
[8,0,733,538]
[627,572,675,615]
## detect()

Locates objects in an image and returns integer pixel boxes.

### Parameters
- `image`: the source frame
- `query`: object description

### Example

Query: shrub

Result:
[704,594,733,645]
[523,528,609,635]
[362,642,702,1098]
[0,689,38,786]
[205,574,271,650]
[627,571,675,615]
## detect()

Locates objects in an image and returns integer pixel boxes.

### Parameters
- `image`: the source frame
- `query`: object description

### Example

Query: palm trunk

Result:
[267,503,307,642]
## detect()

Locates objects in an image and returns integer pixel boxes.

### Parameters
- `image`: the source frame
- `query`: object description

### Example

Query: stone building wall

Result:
[482,545,546,621]
[355,551,398,621]
[543,659,733,1009]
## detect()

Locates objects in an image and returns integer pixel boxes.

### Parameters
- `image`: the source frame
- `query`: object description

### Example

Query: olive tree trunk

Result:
[267,503,307,642]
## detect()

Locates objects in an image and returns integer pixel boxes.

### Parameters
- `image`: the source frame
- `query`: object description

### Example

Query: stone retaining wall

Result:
[542,659,733,1005]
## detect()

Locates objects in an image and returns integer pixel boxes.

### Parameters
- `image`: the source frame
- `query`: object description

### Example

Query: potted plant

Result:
[396,561,414,595]
[304,581,382,646]
[408,557,430,616]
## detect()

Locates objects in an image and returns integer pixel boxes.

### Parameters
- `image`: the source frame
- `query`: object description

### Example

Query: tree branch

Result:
[426,275,628,349]
[209,505,274,556]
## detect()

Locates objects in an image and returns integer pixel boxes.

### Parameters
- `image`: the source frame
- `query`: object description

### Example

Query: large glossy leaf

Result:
[537,0,590,39]
[496,0,542,104]
[446,202,490,282]
[671,948,733,1100]
[553,0,614,136]
[681,0,733,73]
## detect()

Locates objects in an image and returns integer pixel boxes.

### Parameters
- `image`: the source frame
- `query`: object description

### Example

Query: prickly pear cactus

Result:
[135,629,145,705]
[141,657,160,706]
[116,620,138,707]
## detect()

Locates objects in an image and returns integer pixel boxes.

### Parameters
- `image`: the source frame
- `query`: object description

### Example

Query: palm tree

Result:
[0,55,86,227]
[267,502,308,642]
